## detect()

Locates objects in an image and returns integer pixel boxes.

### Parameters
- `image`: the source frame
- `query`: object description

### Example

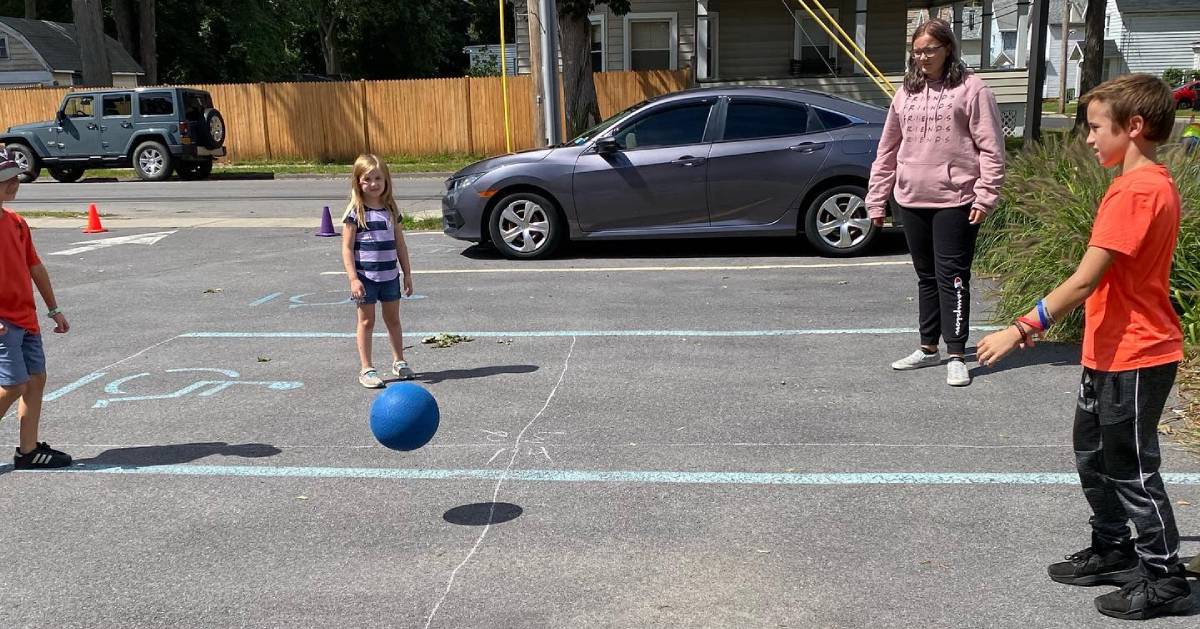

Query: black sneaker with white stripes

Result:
[13,442,72,469]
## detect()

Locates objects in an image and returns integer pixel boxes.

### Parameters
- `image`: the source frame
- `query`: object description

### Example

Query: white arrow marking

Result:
[49,230,177,256]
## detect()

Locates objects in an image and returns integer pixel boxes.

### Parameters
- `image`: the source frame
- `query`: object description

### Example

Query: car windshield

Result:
[567,101,645,145]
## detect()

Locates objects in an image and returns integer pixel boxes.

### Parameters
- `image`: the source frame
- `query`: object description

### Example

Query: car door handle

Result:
[86,123,98,130]
[673,156,706,167]
[121,122,133,128]
[789,142,826,153]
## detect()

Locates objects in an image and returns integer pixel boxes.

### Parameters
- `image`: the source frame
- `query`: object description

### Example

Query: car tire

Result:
[802,184,878,257]
[176,160,213,180]
[199,108,226,149]
[487,191,564,260]
[133,140,173,181]
[1181,99,1194,110]
[48,166,85,183]
[7,144,40,183]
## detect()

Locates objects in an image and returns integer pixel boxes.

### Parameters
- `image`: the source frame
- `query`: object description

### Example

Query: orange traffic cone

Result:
[82,203,107,233]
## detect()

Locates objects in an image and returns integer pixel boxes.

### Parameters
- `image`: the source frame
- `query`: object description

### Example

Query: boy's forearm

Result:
[1021,247,1113,327]
[28,264,58,310]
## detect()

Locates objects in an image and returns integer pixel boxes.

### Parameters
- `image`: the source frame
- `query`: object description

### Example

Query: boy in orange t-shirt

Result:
[978,75,1190,620]
[0,150,72,469]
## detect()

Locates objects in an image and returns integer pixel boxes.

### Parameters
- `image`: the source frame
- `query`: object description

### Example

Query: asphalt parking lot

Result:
[1,225,1197,628]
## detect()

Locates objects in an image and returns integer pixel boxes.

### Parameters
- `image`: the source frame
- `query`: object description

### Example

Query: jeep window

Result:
[102,94,132,117]
[62,95,94,118]
[182,92,212,121]
[138,92,174,116]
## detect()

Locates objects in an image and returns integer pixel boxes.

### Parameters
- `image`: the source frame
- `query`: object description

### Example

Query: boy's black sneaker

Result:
[13,442,72,469]
[1047,543,1139,586]
[1094,573,1192,620]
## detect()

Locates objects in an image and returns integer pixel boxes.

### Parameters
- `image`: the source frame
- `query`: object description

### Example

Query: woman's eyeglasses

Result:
[911,45,945,59]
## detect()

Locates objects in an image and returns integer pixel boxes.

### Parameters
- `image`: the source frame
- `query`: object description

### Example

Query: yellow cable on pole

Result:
[800,0,892,92]
[498,0,513,153]
[791,0,894,98]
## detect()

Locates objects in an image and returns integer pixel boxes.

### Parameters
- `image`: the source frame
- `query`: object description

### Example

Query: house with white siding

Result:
[1092,0,1200,84]
[513,0,1036,134]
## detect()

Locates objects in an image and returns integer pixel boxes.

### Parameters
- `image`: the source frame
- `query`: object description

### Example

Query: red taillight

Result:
[178,121,190,136]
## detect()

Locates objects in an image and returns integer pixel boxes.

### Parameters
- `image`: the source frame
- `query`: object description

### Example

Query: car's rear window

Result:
[813,107,854,131]
[139,92,174,116]
[182,92,213,121]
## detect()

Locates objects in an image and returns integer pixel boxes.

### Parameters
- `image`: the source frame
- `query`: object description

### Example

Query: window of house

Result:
[62,95,94,118]
[794,8,839,74]
[613,101,711,149]
[624,13,677,71]
[102,94,132,117]
[722,100,809,141]
[0,37,9,59]
[589,15,606,72]
[138,92,174,116]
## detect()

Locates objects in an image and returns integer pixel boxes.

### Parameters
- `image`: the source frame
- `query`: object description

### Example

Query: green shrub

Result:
[1162,68,1200,87]
[977,134,1200,344]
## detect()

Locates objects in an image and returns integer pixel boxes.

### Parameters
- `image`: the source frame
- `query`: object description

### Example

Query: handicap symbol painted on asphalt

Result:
[93,368,303,408]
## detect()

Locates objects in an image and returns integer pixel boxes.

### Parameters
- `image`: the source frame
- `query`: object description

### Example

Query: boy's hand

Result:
[977,327,1021,367]
[51,312,69,333]
[402,274,413,297]
[349,279,365,302]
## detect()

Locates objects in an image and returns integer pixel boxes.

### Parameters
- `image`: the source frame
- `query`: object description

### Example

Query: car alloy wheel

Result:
[139,148,165,176]
[498,199,550,254]
[814,192,873,250]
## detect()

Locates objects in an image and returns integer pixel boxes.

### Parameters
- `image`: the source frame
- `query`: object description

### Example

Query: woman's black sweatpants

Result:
[896,204,979,356]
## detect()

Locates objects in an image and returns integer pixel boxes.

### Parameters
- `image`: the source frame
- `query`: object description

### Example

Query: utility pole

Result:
[1058,0,1070,114]
[1023,0,1051,142]
[525,0,547,147]
[539,0,562,145]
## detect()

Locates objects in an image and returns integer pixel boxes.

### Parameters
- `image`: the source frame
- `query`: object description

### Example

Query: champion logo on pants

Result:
[953,276,965,335]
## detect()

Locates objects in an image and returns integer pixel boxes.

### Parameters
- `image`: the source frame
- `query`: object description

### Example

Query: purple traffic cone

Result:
[316,205,337,237]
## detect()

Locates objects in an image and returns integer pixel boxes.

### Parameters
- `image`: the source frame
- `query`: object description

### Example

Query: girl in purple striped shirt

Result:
[341,154,415,388]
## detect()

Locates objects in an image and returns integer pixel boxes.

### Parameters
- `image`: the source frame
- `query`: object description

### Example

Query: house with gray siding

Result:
[513,1,1035,134]
[0,16,144,88]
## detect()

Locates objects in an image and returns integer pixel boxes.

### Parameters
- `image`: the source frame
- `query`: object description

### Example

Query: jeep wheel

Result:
[133,141,172,181]
[7,144,40,183]
[176,160,213,180]
[48,166,85,183]
[200,109,226,149]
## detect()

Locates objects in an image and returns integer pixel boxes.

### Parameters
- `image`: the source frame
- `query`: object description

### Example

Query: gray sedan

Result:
[442,86,886,259]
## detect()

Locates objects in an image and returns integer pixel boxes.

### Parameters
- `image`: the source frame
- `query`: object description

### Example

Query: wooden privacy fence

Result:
[0,69,691,162]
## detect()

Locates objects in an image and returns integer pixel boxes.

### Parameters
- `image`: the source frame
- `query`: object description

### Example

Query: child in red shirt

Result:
[978,74,1190,620]
[0,150,72,469]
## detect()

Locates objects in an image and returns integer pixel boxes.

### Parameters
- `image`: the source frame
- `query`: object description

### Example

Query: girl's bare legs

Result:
[380,299,405,364]
[356,303,376,371]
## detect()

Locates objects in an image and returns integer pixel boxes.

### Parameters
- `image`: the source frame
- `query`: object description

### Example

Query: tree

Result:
[139,0,157,84]
[557,1,630,138]
[1073,0,1104,130]
[71,0,110,86]
[113,0,137,58]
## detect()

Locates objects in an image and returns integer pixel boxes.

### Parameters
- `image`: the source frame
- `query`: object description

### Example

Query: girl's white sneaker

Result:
[891,349,941,370]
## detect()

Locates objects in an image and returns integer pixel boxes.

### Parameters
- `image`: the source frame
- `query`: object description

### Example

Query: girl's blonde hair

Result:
[342,154,401,229]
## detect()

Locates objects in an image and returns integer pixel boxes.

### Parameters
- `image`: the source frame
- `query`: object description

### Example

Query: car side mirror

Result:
[595,137,622,154]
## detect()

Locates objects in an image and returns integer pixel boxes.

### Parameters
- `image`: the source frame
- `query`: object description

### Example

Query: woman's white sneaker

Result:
[946,359,971,386]
[891,349,941,370]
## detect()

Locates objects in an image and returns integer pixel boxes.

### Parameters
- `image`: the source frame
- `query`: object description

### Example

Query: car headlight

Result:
[447,173,484,194]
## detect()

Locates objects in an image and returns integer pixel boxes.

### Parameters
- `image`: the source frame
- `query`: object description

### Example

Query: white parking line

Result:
[320,260,911,275]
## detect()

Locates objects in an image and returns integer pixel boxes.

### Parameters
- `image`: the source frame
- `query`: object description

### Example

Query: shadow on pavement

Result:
[968,342,1081,379]
[443,502,523,526]
[460,230,910,261]
[75,442,282,468]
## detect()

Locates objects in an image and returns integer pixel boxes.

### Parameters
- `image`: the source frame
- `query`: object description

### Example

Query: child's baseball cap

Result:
[0,149,21,182]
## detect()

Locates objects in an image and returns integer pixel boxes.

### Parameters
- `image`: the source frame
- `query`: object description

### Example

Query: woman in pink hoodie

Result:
[866,18,1005,387]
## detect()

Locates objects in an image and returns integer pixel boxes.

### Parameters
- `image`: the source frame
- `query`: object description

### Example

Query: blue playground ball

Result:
[370,382,440,451]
